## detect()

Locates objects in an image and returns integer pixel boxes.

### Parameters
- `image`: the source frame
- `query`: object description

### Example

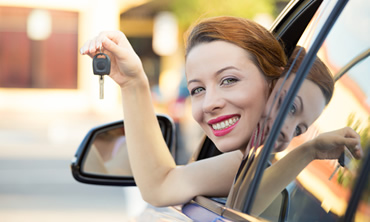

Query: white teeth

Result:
[212,117,239,130]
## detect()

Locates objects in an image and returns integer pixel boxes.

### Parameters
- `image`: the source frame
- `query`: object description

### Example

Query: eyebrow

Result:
[187,66,240,86]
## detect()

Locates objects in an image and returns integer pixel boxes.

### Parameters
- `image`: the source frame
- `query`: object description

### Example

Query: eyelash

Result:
[289,103,297,115]
[190,77,239,96]
[221,77,238,86]
[294,126,302,137]
[190,87,204,96]
[277,96,302,136]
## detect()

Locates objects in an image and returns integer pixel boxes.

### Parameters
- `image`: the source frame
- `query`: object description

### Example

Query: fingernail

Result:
[102,36,108,45]
[82,46,87,54]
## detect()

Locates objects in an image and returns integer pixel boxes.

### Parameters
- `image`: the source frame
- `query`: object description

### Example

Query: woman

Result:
[262,46,335,153]
[229,47,363,214]
[80,16,362,208]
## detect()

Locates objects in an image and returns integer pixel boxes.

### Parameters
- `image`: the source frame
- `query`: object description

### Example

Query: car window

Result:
[250,0,370,221]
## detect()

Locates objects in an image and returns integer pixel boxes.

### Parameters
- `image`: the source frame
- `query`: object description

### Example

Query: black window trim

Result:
[343,143,370,221]
[239,0,350,215]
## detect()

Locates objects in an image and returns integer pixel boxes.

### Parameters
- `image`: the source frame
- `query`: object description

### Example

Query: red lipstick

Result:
[208,114,240,137]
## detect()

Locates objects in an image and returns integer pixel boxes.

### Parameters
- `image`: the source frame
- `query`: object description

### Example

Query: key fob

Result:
[93,53,111,75]
[338,152,345,167]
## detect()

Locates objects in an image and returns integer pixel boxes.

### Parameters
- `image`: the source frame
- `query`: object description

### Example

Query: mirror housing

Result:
[71,114,175,186]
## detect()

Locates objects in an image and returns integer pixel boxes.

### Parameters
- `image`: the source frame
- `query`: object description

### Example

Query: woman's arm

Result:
[251,126,363,215]
[80,31,243,207]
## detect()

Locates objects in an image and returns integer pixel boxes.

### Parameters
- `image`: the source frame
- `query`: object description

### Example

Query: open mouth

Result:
[211,116,239,131]
[208,115,240,137]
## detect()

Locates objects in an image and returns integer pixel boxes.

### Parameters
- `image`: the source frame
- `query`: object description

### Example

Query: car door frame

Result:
[186,0,364,221]
[232,0,350,215]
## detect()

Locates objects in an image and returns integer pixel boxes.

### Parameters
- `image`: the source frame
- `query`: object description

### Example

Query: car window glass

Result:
[252,0,370,221]
[226,0,334,213]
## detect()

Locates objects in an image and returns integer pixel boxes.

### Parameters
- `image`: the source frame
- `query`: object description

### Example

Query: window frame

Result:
[233,0,350,215]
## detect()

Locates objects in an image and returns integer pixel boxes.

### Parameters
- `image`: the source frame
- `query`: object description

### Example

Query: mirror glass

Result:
[82,127,133,177]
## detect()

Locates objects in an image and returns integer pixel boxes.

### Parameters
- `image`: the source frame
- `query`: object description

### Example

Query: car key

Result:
[328,148,352,181]
[93,52,111,99]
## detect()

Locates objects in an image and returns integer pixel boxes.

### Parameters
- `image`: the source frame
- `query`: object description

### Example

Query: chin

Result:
[273,143,287,153]
[214,139,244,153]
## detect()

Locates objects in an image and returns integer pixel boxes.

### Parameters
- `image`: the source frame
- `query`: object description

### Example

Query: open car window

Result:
[232,0,370,221]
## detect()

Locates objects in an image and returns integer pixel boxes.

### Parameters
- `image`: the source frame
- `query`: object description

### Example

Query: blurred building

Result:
[0,0,184,117]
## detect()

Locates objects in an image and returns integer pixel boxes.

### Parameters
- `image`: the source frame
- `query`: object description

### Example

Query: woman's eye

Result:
[289,104,297,115]
[221,78,238,85]
[191,87,205,96]
[294,126,302,137]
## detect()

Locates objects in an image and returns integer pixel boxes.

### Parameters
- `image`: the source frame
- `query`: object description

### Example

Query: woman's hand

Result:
[80,31,147,88]
[310,126,363,160]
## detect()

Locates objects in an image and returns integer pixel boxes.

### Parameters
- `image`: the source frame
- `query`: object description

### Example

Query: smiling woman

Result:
[186,40,270,153]
[262,46,334,152]
[185,16,286,154]
[80,16,287,207]
[79,14,363,210]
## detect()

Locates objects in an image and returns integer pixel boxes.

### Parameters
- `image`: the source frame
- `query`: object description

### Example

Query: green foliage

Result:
[346,113,370,154]
[337,113,370,203]
[168,0,275,31]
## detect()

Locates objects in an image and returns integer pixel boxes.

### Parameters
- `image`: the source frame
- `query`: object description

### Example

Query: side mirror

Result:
[71,114,175,186]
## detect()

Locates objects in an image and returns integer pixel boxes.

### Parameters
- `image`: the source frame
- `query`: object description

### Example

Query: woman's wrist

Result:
[119,71,149,92]
[296,140,316,163]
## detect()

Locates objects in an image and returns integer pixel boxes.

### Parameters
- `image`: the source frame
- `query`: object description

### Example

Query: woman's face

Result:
[186,41,269,153]
[262,74,326,152]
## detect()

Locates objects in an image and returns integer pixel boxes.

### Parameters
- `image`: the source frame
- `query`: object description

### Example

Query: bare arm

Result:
[251,127,363,215]
[80,31,242,207]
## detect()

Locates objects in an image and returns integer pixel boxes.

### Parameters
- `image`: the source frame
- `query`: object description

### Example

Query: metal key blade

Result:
[99,76,104,99]
[328,164,340,181]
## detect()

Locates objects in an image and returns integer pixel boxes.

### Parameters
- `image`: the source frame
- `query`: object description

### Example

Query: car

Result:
[71,0,370,221]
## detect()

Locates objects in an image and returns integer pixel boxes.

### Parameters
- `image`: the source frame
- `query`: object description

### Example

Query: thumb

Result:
[344,138,362,159]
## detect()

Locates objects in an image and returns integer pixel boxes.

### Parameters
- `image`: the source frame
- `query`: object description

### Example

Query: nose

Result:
[279,121,295,143]
[202,89,225,113]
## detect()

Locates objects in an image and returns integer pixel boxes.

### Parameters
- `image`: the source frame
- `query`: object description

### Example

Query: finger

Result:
[101,36,118,55]
[342,126,361,140]
[350,144,363,159]
[80,37,98,56]
[87,39,97,55]
[344,138,363,159]
[80,40,91,55]
[101,31,135,52]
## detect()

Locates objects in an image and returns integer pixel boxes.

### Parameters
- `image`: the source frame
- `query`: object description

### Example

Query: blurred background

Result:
[0,0,289,221]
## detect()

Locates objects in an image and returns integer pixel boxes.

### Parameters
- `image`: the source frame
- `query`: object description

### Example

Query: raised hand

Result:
[311,126,363,160]
[80,31,147,88]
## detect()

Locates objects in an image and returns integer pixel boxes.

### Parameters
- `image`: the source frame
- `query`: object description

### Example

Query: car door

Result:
[228,0,370,221]
[185,0,369,221]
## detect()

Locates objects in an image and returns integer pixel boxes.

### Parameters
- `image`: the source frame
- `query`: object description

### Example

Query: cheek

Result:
[191,100,202,124]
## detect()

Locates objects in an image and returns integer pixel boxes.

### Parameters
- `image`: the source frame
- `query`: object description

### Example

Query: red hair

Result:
[185,16,287,82]
[283,46,334,105]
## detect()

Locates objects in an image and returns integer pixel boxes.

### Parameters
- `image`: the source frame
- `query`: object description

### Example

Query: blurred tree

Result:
[168,0,276,31]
